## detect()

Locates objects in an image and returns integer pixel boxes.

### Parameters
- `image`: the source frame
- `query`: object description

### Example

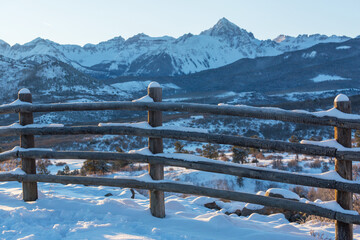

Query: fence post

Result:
[334,94,352,240]
[147,82,165,218]
[19,89,38,201]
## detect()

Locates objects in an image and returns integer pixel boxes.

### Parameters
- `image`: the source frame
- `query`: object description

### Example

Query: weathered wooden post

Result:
[334,94,352,240]
[19,88,38,201]
[147,81,165,218]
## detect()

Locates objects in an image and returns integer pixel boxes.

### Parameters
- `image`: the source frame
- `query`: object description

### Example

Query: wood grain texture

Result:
[334,99,353,240]
[18,91,38,201]
[1,101,360,129]
[148,86,165,218]
[2,125,360,160]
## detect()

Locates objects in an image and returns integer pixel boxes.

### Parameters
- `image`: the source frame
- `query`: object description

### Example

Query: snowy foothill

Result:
[302,51,317,58]
[336,45,351,50]
[310,74,350,83]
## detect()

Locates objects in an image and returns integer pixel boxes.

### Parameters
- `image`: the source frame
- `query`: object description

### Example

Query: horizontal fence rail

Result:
[0,125,358,161]
[1,101,360,129]
[0,173,359,224]
[0,149,359,194]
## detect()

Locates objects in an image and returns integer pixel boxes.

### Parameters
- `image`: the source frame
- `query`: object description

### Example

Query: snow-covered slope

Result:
[1,180,351,240]
[0,18,350,77]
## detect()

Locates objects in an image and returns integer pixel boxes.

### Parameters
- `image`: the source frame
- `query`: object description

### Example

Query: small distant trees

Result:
[272,159,287,171]
[63,165,70,175]
[174,141,189,153]
[231,146,248,164]
[57,164,80,175]
[321,162,330,173]
[309,159,322,169]
[201,143,219,159]
[289,135,299,143]
[37,159,52,175]
[81,160,110,175]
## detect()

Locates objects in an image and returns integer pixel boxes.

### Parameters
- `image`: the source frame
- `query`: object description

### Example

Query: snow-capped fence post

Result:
[18,88,38,201]
[334,94,352,240]
[147,82,165,218]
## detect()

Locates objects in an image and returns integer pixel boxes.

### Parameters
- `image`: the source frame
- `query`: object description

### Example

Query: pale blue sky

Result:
[0,0,359,46]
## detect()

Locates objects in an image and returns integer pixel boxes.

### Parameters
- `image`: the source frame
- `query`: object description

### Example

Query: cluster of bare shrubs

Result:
[271,159,288,171]
[305,159,322,169]
[0,159,20,171]
[287,159,303,172]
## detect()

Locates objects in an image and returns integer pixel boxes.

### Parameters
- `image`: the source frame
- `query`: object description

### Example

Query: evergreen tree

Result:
[202,143,219,159]
[174,141,185,153]
[82,160,110,175]
[289,135,299,143]
[321,162,330,173]
[37,161,50,175]
[63,165,70,175]
[231,146,248,164]
[81,160,98,174]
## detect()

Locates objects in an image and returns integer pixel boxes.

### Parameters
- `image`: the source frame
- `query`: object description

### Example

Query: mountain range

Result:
[0,18,351,78]
[0,18,359,115]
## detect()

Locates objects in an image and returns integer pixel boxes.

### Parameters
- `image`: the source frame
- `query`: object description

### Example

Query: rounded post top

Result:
[18,88,31,95]
[148,81,161,89]
[334,94,350,103]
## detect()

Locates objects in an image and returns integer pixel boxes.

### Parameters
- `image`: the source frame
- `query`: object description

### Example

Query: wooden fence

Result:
[0,84,360,240]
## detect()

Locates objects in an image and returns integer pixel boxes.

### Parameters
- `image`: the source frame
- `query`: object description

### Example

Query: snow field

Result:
[2,179,359,240]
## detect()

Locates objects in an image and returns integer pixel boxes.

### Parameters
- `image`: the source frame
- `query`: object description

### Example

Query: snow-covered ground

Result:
[1,175,359,240]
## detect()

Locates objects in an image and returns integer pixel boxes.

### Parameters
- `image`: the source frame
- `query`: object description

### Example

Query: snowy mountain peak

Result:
[0,18,353,78]
[200,17,254,39]
[25,37,56,47]
[273,35,287,43]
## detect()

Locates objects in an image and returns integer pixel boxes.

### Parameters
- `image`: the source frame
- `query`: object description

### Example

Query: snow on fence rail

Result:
[0,85,357,240]
[0,124,360,161]
[1,99,360,130]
